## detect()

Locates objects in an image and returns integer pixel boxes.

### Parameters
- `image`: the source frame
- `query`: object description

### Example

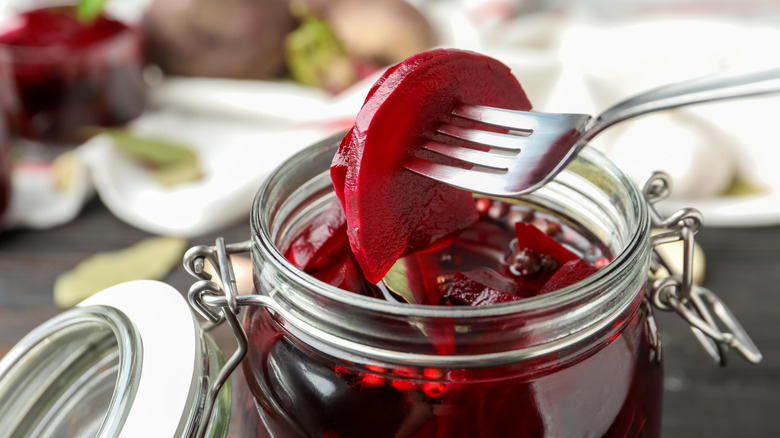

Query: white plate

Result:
[660,189,780,228]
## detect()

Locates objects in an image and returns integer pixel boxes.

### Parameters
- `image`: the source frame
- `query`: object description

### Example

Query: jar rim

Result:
[0,27,141,61]
[251,132,650,318]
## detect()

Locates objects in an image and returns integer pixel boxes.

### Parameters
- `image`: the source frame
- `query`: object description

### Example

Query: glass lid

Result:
[0,280,210,437]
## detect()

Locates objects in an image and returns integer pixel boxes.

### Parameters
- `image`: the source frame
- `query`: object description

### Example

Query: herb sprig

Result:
[76,0,107,24]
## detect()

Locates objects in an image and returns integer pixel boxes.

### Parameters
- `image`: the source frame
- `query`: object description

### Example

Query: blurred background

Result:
[2,0,780,233]
[0,0,778,437]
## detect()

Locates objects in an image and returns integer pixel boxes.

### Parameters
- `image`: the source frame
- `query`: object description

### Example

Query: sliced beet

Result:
[507,222,584,295]
[329,126,353,206]
[285,200,381,297]
[331,50,444,206]
[317,253,374,296]
[514,222,579,264]
[539,259,598,294]
[338,49,532,283]
[287,200,349,271]
[445,270,523,306]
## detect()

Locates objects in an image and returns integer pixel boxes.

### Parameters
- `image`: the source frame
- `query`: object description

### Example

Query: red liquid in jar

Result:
[288,198,611,305]
[241,198,663,437]
[0,6,146,142]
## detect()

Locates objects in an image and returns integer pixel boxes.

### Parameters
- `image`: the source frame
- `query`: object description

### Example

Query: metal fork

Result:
[404,68,780,197]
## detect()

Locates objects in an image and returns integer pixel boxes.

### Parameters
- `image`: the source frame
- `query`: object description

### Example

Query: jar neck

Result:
[250,133,651,368]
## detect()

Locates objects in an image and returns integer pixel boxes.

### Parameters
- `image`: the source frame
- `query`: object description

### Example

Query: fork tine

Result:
[421,140,513,171]
[409,104,592,197]
[404,158,513,197]
[452,104,541,131]
[437,123,527,151]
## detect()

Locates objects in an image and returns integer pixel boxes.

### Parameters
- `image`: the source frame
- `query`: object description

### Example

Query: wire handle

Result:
[644,171,762,365]
[183,238,254,438]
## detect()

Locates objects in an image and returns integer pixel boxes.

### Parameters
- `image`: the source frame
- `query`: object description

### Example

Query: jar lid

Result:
[0,280,218,437]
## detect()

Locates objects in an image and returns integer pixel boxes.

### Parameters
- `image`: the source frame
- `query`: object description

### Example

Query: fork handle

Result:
[585,67,780,142]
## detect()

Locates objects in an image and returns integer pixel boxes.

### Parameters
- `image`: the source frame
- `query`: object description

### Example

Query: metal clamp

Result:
[643,171,762,365]
[183,238,254,438]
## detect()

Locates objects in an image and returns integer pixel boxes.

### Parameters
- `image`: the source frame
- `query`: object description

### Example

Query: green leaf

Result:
[53,236,189,307]
[107,129,198,167]
[722,175,765,197]
[106,129,202,187]
[150,159,202,187]
[77,0,107,24]
[285,7,356,92]
[381,258,417,304]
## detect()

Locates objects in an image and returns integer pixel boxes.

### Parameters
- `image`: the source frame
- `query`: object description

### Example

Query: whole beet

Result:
[321,0,437,66]
[285,0,438,93]
[144,0,297,79]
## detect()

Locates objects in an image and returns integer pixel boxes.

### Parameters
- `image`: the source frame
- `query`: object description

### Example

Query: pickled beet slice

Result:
[539,259,598,294]
[514,222,579,265]
[287,200,349,271]
[396,220,517,305]
[507,222,585,296]
[316,252,375,296]
[331,49,450,207]
[329,126,352,206]
[286,200,378,296]
[338,49,532,283]
[331,58,422,205]
[445,270,523,306]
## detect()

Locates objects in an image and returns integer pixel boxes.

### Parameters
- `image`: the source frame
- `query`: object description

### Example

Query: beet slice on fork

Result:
[335,49,532,283]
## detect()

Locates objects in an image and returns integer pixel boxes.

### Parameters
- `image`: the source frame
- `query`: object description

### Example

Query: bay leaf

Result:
[107,129,198,168]
[722,176,765,197]
[51,150,76,193]
[381,258,416,304]
[53,236,188,308]
[151,158,203,187]
[106,129,202,186]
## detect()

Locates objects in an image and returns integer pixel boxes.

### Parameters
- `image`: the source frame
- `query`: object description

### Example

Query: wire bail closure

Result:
[643,171,762,365]
[183,238,253,438]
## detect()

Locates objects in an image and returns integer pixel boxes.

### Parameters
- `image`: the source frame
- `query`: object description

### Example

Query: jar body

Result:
[240,301,661,438]
[241,135,660,437]
[0,2,146,143]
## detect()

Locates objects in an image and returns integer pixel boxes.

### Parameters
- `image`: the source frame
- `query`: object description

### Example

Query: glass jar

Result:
[0,0,146,144]
[237,134,660,437]
[179,133,758,438]
[0,281,231,437]
[1,133,755,437]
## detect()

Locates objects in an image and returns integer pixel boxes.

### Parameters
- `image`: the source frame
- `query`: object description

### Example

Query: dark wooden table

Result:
[1,197,778,437]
